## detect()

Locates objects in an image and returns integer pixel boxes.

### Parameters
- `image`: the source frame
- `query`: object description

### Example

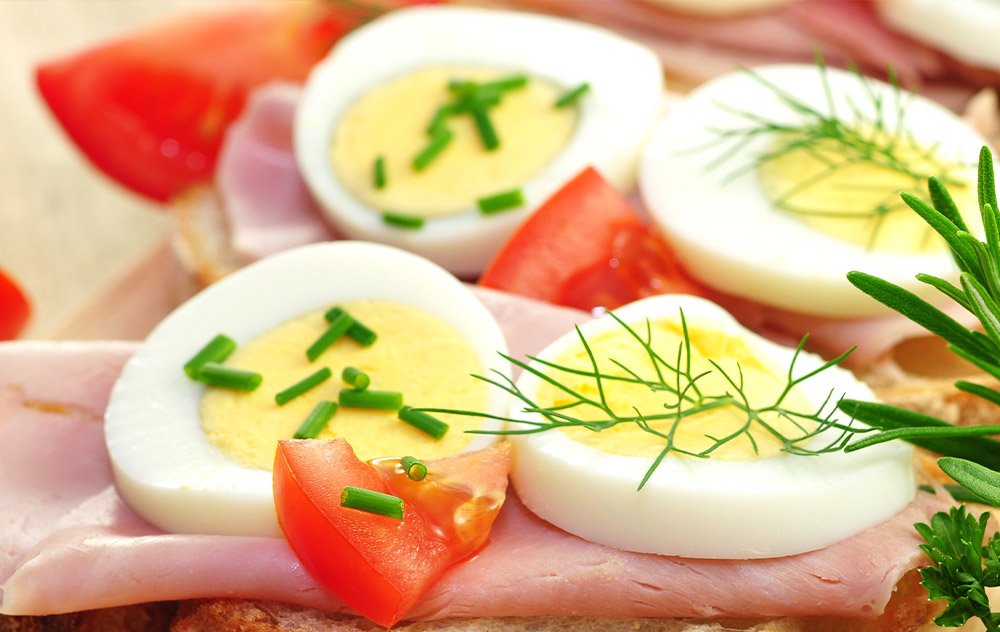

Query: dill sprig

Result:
[697,54,969,250]
[415,309,864,490]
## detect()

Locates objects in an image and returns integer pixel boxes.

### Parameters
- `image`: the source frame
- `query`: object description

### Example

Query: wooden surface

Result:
[0,1,235,339]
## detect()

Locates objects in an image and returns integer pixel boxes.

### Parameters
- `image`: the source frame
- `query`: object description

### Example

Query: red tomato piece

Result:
[36,0,433,202]
[0,269,31,340]
[478,167,709,312]
[273,439,511,627]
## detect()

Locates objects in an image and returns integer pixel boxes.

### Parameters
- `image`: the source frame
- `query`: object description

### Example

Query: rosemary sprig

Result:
[698,54,970,250]
[416,310,864,490]
[841,146,1000,628]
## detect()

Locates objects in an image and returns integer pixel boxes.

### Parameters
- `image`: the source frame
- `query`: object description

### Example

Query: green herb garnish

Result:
[342,366,370,390]
[339,388,403,411]
[413,127,454,171]
[275,367,332,406]
[340,485,404,520]
[306,311,354,362]
[373,155,387,189]
[401,455,428,481]
[184,334,236,378]
[555,82,589,108]
[419,310,859,490]
[399,405,449,440]
[382,211,425,230]
[915,505,1000,631]
[293,400,338,439]
[477,189,525,214]
[194,362,262,392]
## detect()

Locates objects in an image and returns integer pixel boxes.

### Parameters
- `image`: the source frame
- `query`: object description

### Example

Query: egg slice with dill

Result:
[295,5,663,277]
[502,294,915,559]
[639,63,989,318]
[104,242,509,537]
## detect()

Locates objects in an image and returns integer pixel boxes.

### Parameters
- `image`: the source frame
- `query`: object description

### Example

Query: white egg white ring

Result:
[509,294,915,559]
[105,242,510,538]
[296,5,663,278]
[640,64,988,318]
[878,0,1000,72]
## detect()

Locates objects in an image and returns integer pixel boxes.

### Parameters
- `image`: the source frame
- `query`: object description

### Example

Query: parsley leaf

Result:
[915,505,1000,630]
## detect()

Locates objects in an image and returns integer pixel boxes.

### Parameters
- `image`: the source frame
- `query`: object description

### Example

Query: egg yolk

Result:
[329,66,578,218]
[756,129,975,253]
[200,300,488,469]
[535,318,814,460]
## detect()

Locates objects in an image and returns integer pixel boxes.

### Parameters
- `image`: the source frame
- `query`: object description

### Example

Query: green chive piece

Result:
[398,406,449,440]
[413,128,453,171]
[471,106,499,151]
[306,312,354,362]
[382,212,425,230]
[401,456,428,481]
[480,74,528,93]
[342,366,370,390]
[555,82,590,108]
[293,400,338,439]
[478,189,524,215]
[373,156,387,190]
[339,388,403,410]
[194,362,262,392]
[275,367,332,406]
[426,104,455,135]
[324,307,377,347]
[340,485,404,520]
[184,334,236,378]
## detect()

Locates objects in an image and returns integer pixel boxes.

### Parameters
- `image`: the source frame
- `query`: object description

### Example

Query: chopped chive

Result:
[447,78,472,93]
[340,486,403,520]
[471,106,499,151]
[194,362,262,392]
[477,188,524,215]
[293,400,338,439]
[401,455,427,481]
[451,91,501,114]
[373,156,387,189]
[275,367,332,406]
[184,334,236,378]
[555,82,590,108]
[398,406,449,440]
[426,104,454,135]
[339,388,403,411]
[342,366,370,390]
[382,212,425,230]
[413,128,453,171]
[480,74,528,93]
[324,307,377,347]
[306,312,354,362]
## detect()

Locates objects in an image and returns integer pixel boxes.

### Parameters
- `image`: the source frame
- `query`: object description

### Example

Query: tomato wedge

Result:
[479,167,709,312]
[36,0,432,202]
[0,269,31,340]
[273,439,511,627]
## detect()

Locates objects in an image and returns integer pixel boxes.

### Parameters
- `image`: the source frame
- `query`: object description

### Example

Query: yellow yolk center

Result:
[536,319,813,460]
[329,66,578,218]
[200,300,488,469]
[757,130,975,253]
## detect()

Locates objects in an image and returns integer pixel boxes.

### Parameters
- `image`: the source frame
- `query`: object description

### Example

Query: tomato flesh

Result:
[36,1,433,202]
[479,167,709,312]
[0,270,31,340]
[273,439,511,627]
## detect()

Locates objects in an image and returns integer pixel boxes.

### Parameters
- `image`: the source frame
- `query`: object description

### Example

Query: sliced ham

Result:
[215,82,335,263]
[0,293,951,621]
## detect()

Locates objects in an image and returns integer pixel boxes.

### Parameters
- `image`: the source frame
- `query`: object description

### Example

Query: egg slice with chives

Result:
[508,294,915,559]
[104,241,509,537]
[639,64,988,318]
[295,5,663,277]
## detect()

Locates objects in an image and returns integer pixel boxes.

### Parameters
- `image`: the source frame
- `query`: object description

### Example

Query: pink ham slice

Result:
[215,82,335,263]
[0,292,949,620]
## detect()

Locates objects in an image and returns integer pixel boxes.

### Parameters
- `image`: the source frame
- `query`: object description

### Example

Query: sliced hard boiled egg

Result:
[295,5,663,277]
[105,242,510,538]
[877,0,1000,72]
[640,64,988,318]
[508,294,915,559]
